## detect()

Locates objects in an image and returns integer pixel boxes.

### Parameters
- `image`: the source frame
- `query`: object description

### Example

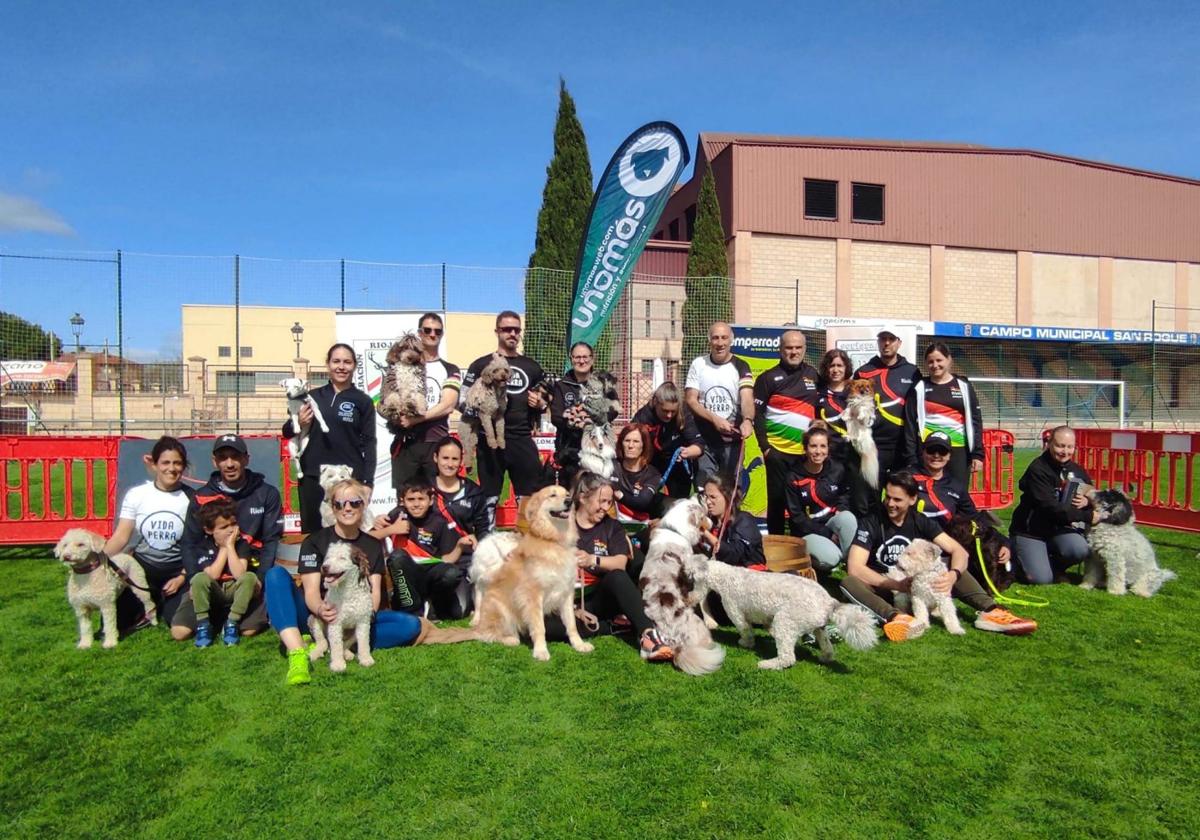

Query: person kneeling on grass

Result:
[699,476,765,568]
[840,471,1037,642]
[173,498,259,647]
[263,478,424,686]
[374,478,474,619]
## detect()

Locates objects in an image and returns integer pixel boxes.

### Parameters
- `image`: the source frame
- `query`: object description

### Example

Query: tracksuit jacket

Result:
[182,470,284,582]
[280,383,377,484]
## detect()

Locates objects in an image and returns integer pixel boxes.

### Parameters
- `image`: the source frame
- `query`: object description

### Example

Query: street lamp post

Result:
[69,313,85,352]
[291,321,304,360]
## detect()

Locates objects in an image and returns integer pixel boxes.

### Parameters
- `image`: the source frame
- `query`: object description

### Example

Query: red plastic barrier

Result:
[0,436,119,545]
[1075,428,1200,533]
[969,429,1016,511]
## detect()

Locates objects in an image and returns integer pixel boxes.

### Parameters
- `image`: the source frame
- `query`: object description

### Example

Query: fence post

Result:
[1150,299,1157,430]
[116,249,126,434]
[340,258,346,312]
[441,262,447,311]
[234,254,241,434]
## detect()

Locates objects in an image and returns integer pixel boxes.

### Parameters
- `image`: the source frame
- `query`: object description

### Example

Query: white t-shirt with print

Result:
[685,354,753,443]
[118,481,191,570]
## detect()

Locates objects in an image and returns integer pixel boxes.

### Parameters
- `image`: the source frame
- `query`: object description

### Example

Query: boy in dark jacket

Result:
[176,497,259,648]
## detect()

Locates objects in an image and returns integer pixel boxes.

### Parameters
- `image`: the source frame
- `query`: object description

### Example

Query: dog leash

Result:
[575,569,600,632]
[715,434,748,547]
[970,527,1049,608]
[657,447,684,490]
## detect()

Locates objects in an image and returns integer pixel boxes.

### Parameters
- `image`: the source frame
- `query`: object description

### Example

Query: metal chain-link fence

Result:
[2,250,1197,437]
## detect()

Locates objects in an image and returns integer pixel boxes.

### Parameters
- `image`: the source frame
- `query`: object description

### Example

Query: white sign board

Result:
[824,325,921,373]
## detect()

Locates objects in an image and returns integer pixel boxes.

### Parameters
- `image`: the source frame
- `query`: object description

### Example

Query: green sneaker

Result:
[286,648,312,686]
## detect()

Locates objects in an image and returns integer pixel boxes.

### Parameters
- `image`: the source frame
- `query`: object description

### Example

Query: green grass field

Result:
[2,455,1198,838]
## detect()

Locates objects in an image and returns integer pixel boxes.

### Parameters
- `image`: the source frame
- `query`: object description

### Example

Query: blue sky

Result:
[1,1,1198,356]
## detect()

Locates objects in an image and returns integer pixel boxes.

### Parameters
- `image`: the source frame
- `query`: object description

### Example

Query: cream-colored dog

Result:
[306,542,375,673]
[54,528,157,649]
[889,539,965,636]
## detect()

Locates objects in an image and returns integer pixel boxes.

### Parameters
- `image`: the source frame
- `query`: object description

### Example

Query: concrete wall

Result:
[849,241,930,320]
[1111,259,1175,329]
[943,248,1016,323]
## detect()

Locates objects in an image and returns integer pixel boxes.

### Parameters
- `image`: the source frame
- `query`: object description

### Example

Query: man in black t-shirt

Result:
[461,310,548,517]
[840,471,1037,641]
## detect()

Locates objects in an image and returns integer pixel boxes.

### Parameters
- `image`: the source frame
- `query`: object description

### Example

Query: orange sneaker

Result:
[883,614,916,642]
[975,608,1038,635]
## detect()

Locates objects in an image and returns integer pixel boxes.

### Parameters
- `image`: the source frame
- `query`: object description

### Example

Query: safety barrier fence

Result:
[1075,428,1200,533]
[969,429,1016,510]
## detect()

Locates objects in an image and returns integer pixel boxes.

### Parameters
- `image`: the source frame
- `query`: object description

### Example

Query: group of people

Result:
[101,311,1107,683]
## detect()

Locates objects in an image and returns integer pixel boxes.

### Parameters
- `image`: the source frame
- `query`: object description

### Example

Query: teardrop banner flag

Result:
[565,122,690,358]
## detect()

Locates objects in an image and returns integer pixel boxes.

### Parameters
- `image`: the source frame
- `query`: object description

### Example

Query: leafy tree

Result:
[0,311,63,360]
[681,162,732,362]
[526,78,594,373]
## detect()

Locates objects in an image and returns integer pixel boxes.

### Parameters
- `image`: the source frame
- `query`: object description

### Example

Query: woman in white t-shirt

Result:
[103,436,195,626]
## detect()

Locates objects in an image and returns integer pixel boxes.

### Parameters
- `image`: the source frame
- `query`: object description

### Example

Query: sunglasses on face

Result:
[498,326,522,335]
[421,327,443,336]
[332,498,365,510]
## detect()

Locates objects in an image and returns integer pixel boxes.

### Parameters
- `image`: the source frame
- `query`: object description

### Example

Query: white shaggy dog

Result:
[578,424,617,480]
[639,498,725,676]
[317,464,375,530]
[690,557,878,669]
[307,542,375,672]
[1084,489,1175,597]
[577,372,621,480]
[889,539,965,636]
[54,528,157,649]
[467,530,519,627]
[378,332,426,424]
[844,379,880,489]
[280,378,329,479]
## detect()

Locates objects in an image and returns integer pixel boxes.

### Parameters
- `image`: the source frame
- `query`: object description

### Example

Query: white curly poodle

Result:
[889,538,965,637]
[307,542,376,673]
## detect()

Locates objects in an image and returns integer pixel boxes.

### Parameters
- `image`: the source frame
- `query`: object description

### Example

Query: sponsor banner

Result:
[934,321,1200,346]
[0,360,76,385]
[336,310,443,517]
[567,122,690,357]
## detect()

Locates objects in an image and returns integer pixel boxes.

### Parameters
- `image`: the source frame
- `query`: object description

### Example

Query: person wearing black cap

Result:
[911,431,982,521]
[175,434,283,640]
[853,330,920,479]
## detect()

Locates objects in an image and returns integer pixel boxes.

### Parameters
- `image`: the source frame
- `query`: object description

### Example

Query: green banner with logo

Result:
[566,122,690,356]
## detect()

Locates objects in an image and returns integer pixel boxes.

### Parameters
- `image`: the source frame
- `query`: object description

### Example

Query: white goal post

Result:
[973,377,1126,429]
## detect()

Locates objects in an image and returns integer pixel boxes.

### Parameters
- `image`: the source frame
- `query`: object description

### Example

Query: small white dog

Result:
[54,528,157,649]
[317,464,375,530]
[307,542,375,672]
[378,332,426,424]
[844,379,880,489]
[690,557,878,669]
[467,531,519,627]
[639,498,725,676]
[889,539,965,636]
[280,377,329,479]
[1084,489,1175,597]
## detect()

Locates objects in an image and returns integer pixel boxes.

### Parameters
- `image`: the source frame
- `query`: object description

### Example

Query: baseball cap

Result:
[212,434,248,455]
[923,431,952,453]
[876,330,900,341]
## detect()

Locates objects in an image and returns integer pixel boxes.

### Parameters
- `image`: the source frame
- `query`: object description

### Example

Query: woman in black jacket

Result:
[281,343,377,533]
[784,425,856,573]
[901,342,984,487]
[1010,425,1096,584]
[430,436,492,548]
[700,475,765,568]
[631,382,704,500]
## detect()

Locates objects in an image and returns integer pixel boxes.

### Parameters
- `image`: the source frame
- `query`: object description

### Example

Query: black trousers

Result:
[543,568,652,641]
[116,559,186,630]
[298,475,325,534]
[391,440,436,493]
[387,551,466,619]
[476,434,547,500]
[764,450,803,536]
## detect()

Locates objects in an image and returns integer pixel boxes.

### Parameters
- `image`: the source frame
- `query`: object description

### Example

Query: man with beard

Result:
[853,330,920,478]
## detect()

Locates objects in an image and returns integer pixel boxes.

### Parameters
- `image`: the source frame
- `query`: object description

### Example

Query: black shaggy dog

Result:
[943,513,1014,592]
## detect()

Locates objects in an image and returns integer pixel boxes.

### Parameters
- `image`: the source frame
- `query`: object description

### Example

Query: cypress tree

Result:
[681,162,732,362]
[526,78,593,374]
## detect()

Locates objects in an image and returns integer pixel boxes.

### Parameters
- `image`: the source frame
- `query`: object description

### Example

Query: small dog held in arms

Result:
[576,372,622,479]
[441,485,595,661]
[639,497,725,676]
[690,556,878,670]
[306,543,375,672]
[280,378,329,479]
[844,378,880,489]
[54,528,157,649]
[378,332,426,424]
[318,465,375,530]
[458,353,511,469]
[888,539,965,637]
[1084,489,1175,597]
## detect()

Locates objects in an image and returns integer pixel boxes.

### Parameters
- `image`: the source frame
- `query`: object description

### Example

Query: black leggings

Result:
[386,551,467,619]
[542,568,652,641]
[298,475,325,535]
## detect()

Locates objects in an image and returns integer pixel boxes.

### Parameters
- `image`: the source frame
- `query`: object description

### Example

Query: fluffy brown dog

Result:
[468,485,594,660]
[379,332,426,423]
[458,352,511,468]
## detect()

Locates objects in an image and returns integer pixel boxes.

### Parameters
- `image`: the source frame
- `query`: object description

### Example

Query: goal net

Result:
[972,377,1125,440]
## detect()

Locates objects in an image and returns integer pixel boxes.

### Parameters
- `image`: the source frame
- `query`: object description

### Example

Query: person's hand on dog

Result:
[712,416,734,436]
[162,573,186,596]
[998,545,1011,564]
[1091,509,1102,525]
[319,601,338,622]
[397,413,425,429]
[298,403,314,430]
[932,571,956,595]
[527,389,545,409]
[1071,491,1090,510]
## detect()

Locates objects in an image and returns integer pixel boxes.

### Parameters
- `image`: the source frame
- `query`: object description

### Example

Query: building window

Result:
[217,346,231,358]
[644,300,651,338]
[239,346,253,358]
[804,179,838,220]
[852,183,884,223]
[668,219,679,240]
[685,205,697,240]
[215,371,256,394]
[641,360,654,375]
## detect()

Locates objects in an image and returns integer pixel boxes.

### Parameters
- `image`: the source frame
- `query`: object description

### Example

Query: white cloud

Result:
[0,193,75,236]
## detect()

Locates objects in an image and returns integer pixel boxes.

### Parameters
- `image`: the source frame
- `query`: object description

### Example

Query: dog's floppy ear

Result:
[52,532,68,559]
[350,546,372,583]
[87,530,106,552]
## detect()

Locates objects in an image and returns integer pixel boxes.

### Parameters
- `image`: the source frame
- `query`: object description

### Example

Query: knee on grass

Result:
[170,624,194,641]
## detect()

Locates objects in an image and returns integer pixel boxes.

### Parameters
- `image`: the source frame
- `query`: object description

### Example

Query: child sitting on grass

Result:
[373,478,473,619]
[186,498,259,647]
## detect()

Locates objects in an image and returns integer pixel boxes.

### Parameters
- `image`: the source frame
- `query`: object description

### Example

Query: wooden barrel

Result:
[762,535,816,580]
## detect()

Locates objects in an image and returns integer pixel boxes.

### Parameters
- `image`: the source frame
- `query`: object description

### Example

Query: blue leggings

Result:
[263,566,422,650]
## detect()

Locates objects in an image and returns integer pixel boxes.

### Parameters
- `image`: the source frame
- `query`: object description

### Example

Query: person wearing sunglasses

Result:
[387,312,463,490]
[263,478,425,686]
[461,310,549,515]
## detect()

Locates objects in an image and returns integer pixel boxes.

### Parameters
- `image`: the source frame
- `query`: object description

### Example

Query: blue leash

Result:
[658,447,691,490]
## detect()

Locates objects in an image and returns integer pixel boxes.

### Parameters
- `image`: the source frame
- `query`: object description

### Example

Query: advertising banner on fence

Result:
[566,122,690,356]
